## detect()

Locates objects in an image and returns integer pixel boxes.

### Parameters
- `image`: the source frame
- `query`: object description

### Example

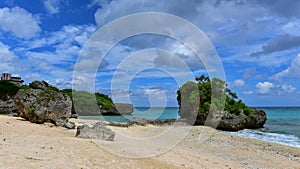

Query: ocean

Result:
[80,107,300,148]
[230,107,300,148]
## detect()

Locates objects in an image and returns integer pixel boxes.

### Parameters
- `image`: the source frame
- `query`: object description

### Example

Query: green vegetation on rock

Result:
[0,80,28,101]
[177,75,251,118]
[60,89,116,115]
[0,79,121,116]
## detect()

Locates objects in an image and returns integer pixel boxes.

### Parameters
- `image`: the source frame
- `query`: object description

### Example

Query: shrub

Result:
[0,80,20,101]
[177,75,251,117]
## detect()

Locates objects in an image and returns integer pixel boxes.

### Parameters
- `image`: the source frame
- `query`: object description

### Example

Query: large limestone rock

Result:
[75,122,115,141]
[14,89,72,126]
[192,109,267,131]
[115,103,134,115]
[0,99,18,114]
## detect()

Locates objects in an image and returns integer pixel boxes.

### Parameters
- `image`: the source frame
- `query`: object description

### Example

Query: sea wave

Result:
[229,129,300,148]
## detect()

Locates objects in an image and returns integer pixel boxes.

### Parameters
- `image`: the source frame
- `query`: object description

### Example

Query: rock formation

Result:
[29,80,49,90]
[14,88,72,126]
[75,122,115,141]
[193,109,267,131]
[177,75,267,131]
[115,103,134,115]
[0,99,18,115]
[107,118,177,127]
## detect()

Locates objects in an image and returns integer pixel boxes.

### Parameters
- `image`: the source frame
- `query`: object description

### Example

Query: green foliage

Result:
[177,75,251,117]
[46,86,59,92]
[61,89,116,114]
[71,91,99,114]
[60,89,72,99]
[20,85,30,90]
[95,92,115,109]
[29,107,35,114]
[60,88,74,113]
[0,80,20,101]
[0,78,116,115]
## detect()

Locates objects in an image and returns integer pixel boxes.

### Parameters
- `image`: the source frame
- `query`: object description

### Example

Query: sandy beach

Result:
[0,115,299,169]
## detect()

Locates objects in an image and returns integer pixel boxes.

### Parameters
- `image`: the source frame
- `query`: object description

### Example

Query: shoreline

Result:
[79,115,300,149]
[1,115,299,168]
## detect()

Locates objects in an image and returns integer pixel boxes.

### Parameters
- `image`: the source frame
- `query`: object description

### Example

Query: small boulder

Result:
[149,119,176,126]
[64,121,76,129]
[55,119,67,127]
[75,122,115,141]
[129,118,148,126]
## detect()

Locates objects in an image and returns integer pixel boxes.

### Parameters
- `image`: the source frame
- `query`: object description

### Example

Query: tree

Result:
[177,75,251,120]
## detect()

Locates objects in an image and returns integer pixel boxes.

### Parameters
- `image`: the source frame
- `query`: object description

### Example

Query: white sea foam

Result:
[229,129,300,148]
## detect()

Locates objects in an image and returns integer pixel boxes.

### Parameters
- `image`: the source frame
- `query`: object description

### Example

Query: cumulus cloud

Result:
[256,82,275,94]
[0,42,18,73]
[90,0,300,69]
[43,0,64,14]
[0,7,40,39]
[255,81,296,95]
[23,24,96,71]
[271,54,300,81]
[251,35,300,57]
[5,24,97,88]
[232,79,246,88]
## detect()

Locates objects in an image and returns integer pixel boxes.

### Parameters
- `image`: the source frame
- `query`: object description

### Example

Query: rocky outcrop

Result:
[14,89,72,126]
[97,103,134,116]
[0,99,18,114]
[191,109,267,131]
[107,118,177,127]
[98,106,118,115]
[29,80,49,90]
[115,103,134,115]
[219,109,266,131]
[75,122,115,141]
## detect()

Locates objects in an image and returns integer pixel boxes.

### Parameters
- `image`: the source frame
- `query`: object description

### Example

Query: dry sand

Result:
[0,115,299,169]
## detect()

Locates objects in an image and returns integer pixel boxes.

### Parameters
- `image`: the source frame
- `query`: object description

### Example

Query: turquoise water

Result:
[80,107,179,122]
[231,107,300,148]
[80,107,300,148]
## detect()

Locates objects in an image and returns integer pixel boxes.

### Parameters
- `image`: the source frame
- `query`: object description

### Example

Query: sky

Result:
[0,0,300,107]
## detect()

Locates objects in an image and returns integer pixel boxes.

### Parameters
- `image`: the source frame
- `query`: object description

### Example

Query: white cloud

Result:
[255,81,296,95]
[0,7,40,39]
[271,54,300,81]
[8,24,96,87]
[232,79,246,88]
[0,42,18,73]
[88,0,110,8]
[91,0,300,70]
[256,82,275,94]
[21,24,96,73]
[26,24,96,49]
[243,91,254,95]
[43,0,64,14]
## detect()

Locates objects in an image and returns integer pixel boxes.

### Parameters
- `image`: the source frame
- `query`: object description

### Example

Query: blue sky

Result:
[0,0,300,107]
